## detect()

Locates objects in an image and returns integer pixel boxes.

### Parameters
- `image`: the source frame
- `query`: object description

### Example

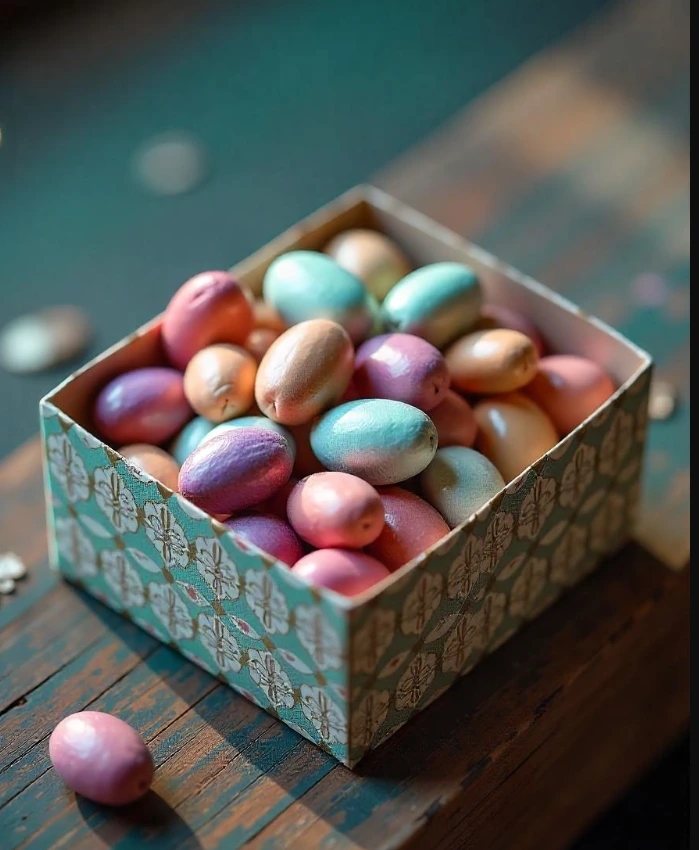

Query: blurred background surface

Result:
[0,2,689,847]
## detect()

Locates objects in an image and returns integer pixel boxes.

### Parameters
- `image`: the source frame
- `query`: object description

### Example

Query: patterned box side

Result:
[40,402,352,764]
[347,365,652,766]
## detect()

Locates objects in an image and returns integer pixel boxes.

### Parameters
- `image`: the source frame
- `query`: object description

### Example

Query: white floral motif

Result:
[509,558,548,617]
[395,651,437,710]
[295,605,342,671]
[55,516,98,576]
[47,433,90,503]
[481,512,515,572]
[93,467,138,534]
[447,535,484,600]
[351,690,390,749]
[198,614,241,672]
[559,444,597,508]
[142,502,189,568]
[248,648,294,708]
[101,549,145,607]
[599,410,634,476]
[590,492,626,554]
[194,536,239,601]
[352,609,396,673]
[148,583,194,640]
[518,477,557,540]
[401,573,444,635]
[300,685,347,744]
[550,524,588,585]
[244,570,289,634]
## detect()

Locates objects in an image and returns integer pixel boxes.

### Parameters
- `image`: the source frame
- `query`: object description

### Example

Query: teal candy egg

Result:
[170,416,215,464]
[310,399,437,486]
[201,416,296,459]
[262,251,373,343]
[381,262,483,348]
[420,446,505,528]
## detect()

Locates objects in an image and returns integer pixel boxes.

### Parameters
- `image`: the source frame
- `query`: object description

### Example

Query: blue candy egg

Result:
[169,416,215,464]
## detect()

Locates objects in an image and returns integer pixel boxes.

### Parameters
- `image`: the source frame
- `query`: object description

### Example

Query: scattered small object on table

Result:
[648,379,680,421]
[0,306,92,375]
[0,552,28,594]
[132,131,209,196]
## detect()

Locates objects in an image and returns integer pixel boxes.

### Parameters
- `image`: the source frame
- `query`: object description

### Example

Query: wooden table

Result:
[0,0,689,847]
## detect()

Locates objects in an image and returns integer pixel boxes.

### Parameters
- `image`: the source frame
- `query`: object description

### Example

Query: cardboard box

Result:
[40,186,652,767]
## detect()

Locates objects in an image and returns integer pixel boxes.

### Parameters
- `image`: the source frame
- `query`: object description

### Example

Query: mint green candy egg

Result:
[263,251,373,343]
[420,446,505,528]
[310,399,437,486]
[170,416,215,464]
[381,262,483,349]
[201,416,296,459]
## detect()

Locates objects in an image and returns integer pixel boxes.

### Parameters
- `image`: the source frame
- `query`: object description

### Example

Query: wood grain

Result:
[0,0,689,847]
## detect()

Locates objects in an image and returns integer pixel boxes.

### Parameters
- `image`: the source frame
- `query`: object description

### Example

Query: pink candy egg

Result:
[94,367,192,445]
[179,428,293,515]
[49,711,153,806]
[428,389,478,448]
[479,304,546,356]
[225,513,304,565]
[287,472,384,548]
[291,549,390,597]
[354,333,450,411]
[162,271,254,370]
[366,487,450,571]
[526,354,616,434]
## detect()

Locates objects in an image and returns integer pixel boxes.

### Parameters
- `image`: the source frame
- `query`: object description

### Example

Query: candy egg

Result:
[244,328,280,363]
[288,421,327,477]
[120,444,180,491]
[262,251,373,343]
[428,390,478,448]
[252,299,287,333]
[478,304,546,356]
[287,472,384,548]
[525,354,616,434]
[49,711,153,806]
[474,392,559,483]
[183,344,256,422]
[254,476,299,519]
[381,262,482,348]
[324,229,412,301]
[291,549,390,597]
[365,487,450,571]
[202,416,296,458]
[225,513,304,565]
[255,319,354,425]
[310,399,438,486]
[420,447,505,528]
[179,428,293,515]
[94,367,192,445]
[162,271,254,370]
[354,333,450,412]
[169,416,215,464]
[445,328,539,394]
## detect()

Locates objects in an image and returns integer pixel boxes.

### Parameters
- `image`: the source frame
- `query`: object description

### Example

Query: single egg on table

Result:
[162,270,254,370]
[202,415,296,459]
[225,513,304,566]
[287,472,384,549]
[255,319,354,426]
[353,333,450,412]
[477,303,546,356]
[525,354,616,435]
[420,446,506,528]
[365,487,450,571]
[169,415,215,464]
[94,367,192,445]
[120,443,180,491]
[291,549,390,597]
[263,251,374,343]
[183,344,257,423]
[310,399,438,486]
[428,389,478,448]
[473,392,559,483]
[324,228,412,302]
[445,328,539,395]
[49,711,153,806]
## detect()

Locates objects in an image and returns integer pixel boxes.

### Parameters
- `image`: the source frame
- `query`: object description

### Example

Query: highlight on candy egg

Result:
[91,231,617,600]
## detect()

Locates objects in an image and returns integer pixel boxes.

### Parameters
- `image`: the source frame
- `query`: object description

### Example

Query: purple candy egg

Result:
[49,711,153,806]
[354,333,450,411]
[179,428,293,515]
[225,513,304,565]
[94,367,192,445]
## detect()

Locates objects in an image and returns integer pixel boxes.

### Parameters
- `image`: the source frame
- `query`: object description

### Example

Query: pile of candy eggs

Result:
[93,229,617,599]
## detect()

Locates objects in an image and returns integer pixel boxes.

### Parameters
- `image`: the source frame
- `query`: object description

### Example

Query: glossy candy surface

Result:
[225,513,304,565]
[183,344,256,422]
[324,228,411,301]
[445,328,539,394]
[202,416,296,458]
[478,304,546,356]
[291,549,389,597]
